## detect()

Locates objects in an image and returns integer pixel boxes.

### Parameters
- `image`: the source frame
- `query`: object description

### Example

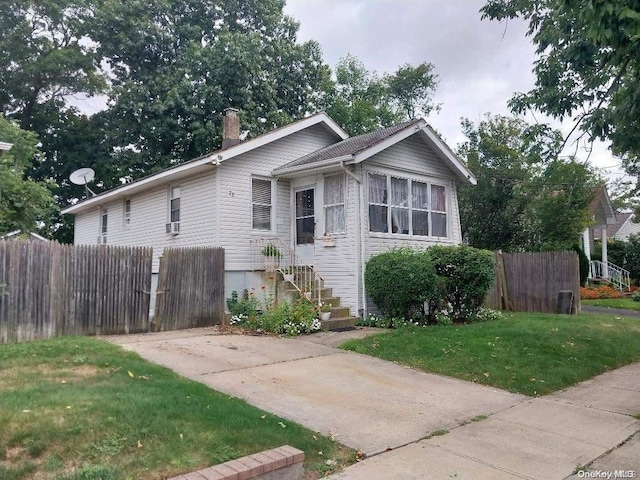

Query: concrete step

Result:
[329,306,350,317]
[320,316,359,331]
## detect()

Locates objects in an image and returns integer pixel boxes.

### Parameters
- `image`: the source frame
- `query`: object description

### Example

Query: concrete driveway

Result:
[107,327,524,455]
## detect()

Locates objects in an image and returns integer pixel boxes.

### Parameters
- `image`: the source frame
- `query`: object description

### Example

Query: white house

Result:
[62,109,476,318]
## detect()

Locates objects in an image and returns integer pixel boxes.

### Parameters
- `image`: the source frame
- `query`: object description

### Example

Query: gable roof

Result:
[588,184,617,226]
[593,212,633,240]
[62,112,348,215]
[274,120,421,170]
[272,119,477,185]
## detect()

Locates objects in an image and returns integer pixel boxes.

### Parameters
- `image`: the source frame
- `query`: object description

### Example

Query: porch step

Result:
[283,287,333,299]
[329,306,350,318]
[320,316,359,331]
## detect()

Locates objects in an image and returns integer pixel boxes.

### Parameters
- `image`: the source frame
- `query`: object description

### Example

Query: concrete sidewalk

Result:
[328,363,640,479]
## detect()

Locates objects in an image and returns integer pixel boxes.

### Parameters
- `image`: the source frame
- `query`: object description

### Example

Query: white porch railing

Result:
[250,238,324,305]
[589,260,631,291]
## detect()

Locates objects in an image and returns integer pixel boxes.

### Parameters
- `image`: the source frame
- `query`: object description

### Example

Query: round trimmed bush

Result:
[364,248,437,320]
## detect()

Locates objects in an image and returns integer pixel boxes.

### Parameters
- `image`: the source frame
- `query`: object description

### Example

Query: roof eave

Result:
[62,112,347,215]
[272,155,354,177]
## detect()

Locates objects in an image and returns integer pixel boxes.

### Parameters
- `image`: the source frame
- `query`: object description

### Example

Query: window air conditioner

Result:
[166,221,180,235]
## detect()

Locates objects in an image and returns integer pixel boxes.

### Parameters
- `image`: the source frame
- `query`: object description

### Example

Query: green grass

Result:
[0,337,355,480]
[340,312,640,396]
[582,298,640,310]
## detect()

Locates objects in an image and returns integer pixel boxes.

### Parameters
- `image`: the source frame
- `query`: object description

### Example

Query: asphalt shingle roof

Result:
[275,119,422,171]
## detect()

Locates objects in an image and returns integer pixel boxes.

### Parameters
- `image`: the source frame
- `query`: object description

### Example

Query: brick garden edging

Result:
[168,445,305,480]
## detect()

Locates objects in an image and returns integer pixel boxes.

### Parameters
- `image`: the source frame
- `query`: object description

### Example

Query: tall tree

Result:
[480,1,640,174]
[0,0,106,130]
[324,55,439,136]
[0,117,57,235]
[458,114,600,252]
[89,0,329,171]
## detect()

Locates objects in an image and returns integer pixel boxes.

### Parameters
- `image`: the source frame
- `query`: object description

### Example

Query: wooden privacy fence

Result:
[485,251,580,313]
[0,241,152,344]
[154,247,225,331]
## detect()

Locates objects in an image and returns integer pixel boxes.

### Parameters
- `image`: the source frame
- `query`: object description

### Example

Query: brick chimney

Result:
[222,108,241,149]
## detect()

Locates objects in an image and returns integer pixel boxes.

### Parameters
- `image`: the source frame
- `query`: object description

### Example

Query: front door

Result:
[295,187,315,265]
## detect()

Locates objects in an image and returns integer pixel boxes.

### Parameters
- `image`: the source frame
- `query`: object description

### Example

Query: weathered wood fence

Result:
[154,247,225,331]
[485,251,580,313]
[0,241,153,344]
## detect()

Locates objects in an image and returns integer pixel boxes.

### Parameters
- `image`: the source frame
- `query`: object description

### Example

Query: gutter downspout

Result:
[213,156,222,246]
[341,161,367,318]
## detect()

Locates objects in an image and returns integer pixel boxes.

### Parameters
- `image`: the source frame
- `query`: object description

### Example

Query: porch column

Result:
[582,228,591,260]
[582,228,592,279]
[601,226,608,279]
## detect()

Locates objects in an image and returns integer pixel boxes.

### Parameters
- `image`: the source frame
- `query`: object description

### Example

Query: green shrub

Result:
[364,248,437,320]
[572,245,590,286]
[632,291,640,302]
[426,245,495,323]
[227,290,260,317]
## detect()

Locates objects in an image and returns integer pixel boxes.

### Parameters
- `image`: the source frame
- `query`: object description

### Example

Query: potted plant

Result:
[318,302,331,321]
[261,243,281,272]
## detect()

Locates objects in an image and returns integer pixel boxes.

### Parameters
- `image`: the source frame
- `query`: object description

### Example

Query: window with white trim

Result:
[252,178,273,230]
[123,198,131,226]
[100,206,108,243]
[169,186,180,222]
[367,172,447,238]
[324,174,345,235]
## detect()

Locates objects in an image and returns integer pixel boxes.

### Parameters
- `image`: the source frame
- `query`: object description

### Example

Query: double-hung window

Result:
[324,174,345,235]
[123,199,131,226]
[169,187,180,223]
[367,172,447,238]
[100,207,108,243]
[252,178,273,231]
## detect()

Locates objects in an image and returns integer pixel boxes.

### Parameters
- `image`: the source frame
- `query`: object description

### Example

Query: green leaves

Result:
[0,117,57,235]
[480,0,640,174]
[458,114,599,252]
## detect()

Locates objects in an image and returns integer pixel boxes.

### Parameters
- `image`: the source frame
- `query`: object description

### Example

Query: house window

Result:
[390,176,409,234]
[100,207,108,243]
[368,173,388,233]
[368,172,447,237]
[169,186,180,222]
[123,199,131,225]
[431,184,447,237]
[324,174,345,235]
[252,178,273,230]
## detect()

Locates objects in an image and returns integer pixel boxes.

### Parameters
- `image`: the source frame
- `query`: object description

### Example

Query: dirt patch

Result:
[0,364,102,391]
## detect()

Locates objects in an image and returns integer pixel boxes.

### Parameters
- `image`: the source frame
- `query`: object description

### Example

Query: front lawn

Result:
[341,312,640,396]
[0,337,354,480]
[582,298,640,310]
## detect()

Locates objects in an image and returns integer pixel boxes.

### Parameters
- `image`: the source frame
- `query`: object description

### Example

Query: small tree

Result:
[426,245,495,323]
[364,248,437,320]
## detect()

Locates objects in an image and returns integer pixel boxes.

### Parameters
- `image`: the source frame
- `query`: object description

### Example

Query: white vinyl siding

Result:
[323,174,345,235]
[252,178,273,231]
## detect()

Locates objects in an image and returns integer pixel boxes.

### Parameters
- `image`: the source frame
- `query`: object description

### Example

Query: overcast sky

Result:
[284,0,625,180]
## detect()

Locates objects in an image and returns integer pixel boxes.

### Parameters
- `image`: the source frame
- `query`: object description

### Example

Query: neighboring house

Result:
[0,142,13,153]
[593,212,640,242]
[62,109,476,316]
[580,184,631,290]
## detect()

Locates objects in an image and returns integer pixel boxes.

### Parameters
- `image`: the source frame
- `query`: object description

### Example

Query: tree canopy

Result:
[458,114,600,252]
[0,117,57,235]
[481,1,640,175]
[324,54,439,136]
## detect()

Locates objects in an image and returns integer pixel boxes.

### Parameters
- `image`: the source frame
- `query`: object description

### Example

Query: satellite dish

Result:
[69,168,96,197]
[70,168,95,185]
